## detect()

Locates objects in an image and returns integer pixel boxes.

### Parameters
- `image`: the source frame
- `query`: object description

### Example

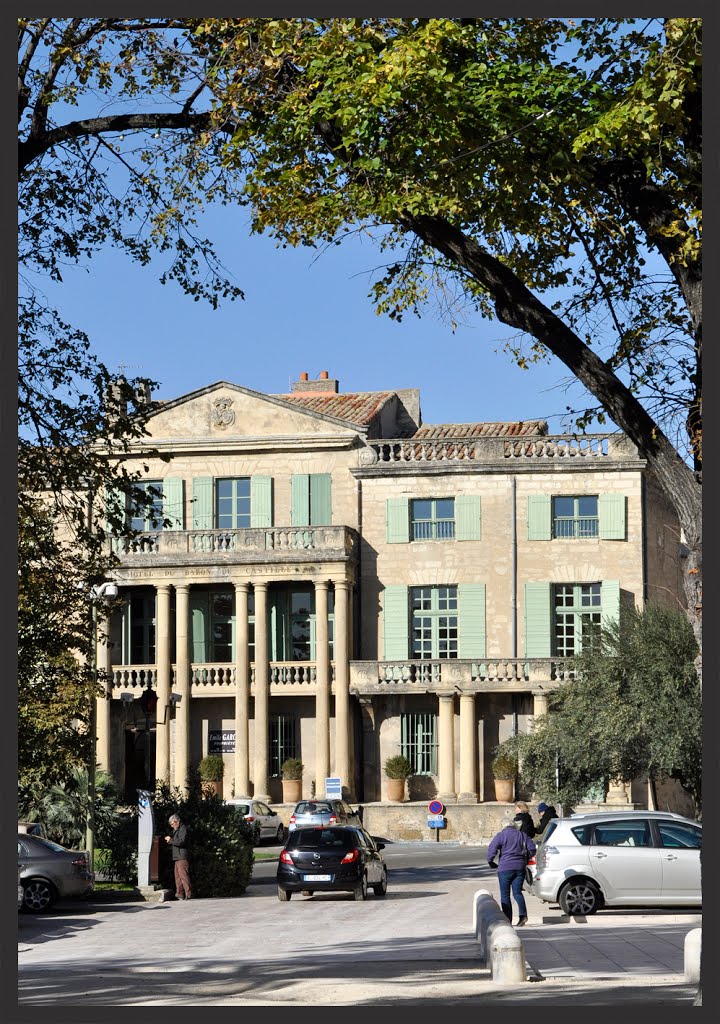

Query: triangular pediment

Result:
[142,382,365,444]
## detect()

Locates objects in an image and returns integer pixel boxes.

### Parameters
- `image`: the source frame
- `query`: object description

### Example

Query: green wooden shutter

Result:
[251,475,273,527]
[310,473,332,525]
[458,583,486,658]
[383,586,409,660]
[599,494,626,540]
[192,477,214,529]
[524,582,552,657]
[190,591,209,662]
[601,580,620,630]
[291,474,310,527]
[456,495,482,541]
[162,477,184,530]
[527,495,552,540]
[104,485,125,535]
[386,497,410,543]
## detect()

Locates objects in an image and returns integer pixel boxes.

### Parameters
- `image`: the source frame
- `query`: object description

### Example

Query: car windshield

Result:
[289,828,355,849]
[294,802,333,814]
[231,804,251,815]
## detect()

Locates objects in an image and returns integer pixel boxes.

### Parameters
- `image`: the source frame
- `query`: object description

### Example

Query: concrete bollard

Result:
[684,927,701,984]
[473,889,526,983]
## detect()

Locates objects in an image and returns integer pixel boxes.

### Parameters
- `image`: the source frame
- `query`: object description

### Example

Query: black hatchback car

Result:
[277,825,387,901]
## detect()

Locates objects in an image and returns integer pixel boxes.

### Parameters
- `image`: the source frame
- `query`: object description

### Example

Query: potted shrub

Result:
[198,754,225,798]
[281,758,304,803]
[384,755,413,802]
[492,751,517,803]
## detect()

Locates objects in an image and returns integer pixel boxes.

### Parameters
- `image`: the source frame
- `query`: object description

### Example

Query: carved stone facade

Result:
[94,376,684,811]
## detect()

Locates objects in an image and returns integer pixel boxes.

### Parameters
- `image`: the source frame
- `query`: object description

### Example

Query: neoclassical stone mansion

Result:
[94,372,684,807]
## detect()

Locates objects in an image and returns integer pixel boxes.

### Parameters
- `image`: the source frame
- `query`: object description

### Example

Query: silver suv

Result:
[532,810,701,915]
[288,799,361,832]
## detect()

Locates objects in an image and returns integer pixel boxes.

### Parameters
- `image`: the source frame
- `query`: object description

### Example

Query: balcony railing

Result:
[111,525,357,562]
[361,433,639,466]
[553,516,599,538]
[111,662,334,695]
[349,658,573,691]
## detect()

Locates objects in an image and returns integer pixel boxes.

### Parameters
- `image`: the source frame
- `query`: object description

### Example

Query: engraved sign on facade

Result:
[211,396,236,430]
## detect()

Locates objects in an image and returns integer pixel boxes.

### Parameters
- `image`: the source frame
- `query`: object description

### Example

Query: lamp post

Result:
[86,581,118,872]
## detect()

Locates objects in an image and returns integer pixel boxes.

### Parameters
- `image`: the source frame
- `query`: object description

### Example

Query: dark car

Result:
[18,833,94,913]
[288,799,361,832]
[277,825,387,901]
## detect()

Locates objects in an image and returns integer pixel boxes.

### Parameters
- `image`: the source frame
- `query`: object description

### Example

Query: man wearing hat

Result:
[537,801,558,835]
[487,816,537,927]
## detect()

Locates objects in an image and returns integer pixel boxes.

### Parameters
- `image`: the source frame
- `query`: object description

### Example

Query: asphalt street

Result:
[16,840,701,1007]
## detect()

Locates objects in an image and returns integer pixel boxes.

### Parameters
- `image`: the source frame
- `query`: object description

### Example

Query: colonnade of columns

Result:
[95,575,353,801]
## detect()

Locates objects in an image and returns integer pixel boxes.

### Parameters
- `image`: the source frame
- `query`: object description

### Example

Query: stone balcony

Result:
[110,657,569,700]
[110,524,359,567]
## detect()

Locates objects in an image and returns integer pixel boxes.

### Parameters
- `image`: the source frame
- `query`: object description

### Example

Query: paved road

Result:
[16,841,700,1006]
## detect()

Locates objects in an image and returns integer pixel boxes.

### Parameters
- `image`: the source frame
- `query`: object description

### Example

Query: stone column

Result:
[154,584,172,784]
[234,581,250,797]
[174,584,191,794]
[252,581,270,802]
[606,779,631,804]
[315,580,330,792]
[533,692,550,719]
[437,694,457,802]
[458,693,477,802]
[333,580,350,791]
[96,610,114,772]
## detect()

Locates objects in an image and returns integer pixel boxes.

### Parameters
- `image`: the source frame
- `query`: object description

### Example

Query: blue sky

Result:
[45,201,594,434]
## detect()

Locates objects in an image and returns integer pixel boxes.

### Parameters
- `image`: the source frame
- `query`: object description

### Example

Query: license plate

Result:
[303,874,332,882]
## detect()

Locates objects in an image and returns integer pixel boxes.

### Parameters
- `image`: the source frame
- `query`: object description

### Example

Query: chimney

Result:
[291,370,339,394]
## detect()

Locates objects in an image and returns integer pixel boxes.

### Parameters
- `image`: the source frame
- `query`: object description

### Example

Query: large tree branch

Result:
[402,212,701,534]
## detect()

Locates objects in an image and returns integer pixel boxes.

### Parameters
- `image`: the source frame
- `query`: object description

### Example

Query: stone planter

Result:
[494,778,514,802]
[386,778,406,802]
[282,779,302,803]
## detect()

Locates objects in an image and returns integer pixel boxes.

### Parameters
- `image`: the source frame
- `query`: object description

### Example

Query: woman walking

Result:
[487,816,536,927]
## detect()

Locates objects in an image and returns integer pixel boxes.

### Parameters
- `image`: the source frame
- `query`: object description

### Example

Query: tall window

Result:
[270,715,299,777]
[129,594,156,664]
[553,583,602,656]
[552,496,599,538]
[411,498,455,540]
[411,586,458,659]
[210,591,233,662]
[129,481,163,533]
[401,712,438,775]
[216,478,251,529]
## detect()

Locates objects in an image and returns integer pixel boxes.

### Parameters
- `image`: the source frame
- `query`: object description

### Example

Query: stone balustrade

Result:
[111,661,334,696]
[361,433,639,467]
[349,658,571,692]
[111,524,357,562]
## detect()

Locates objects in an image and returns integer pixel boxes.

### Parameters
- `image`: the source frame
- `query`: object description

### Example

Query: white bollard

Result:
[684,928,701,984]
[473,888,526,983]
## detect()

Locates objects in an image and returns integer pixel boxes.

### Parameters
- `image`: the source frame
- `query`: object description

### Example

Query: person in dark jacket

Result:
[537,801,559,834]
[487,816,536,926]
[165,813,192,900]
[512,800,537,838]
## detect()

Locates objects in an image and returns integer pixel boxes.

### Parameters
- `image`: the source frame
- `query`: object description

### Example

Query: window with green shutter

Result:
[455,495,482,541]
[162,477,184,530]
[217,478,251,528]
[458,583,486,658]
[553,583,602,656]
[129,480,164,533]
[524,582,552,658]
[291,474,331,526]
[386,497,410,543]
[411,586,458,659]
[383,585,409,659]
[552,495,599,538]
[410,498,455,540]
[598,494,626,540]
[192,477,214,529]
[527,495,552,540]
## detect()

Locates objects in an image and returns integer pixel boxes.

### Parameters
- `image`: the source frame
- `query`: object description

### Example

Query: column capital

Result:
[314,579,330,592]
[253,580,269,592]
[175,582,190,593]
[232,580,251,593]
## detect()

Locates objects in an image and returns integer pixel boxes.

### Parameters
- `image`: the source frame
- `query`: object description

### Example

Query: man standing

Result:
[165,813,192,900]
[487,816,536,927]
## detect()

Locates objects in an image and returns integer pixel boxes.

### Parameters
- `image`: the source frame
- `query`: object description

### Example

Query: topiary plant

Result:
[198,754,225,782]
[384,755,413,780]
[492,750,518,780]
[281,757,304,780]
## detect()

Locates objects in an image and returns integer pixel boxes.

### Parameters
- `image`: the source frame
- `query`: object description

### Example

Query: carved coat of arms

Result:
[212,397,235,429]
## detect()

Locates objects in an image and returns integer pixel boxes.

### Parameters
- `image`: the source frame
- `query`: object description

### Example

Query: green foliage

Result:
[383,754,413,779]
[498,604,701,811]
[492,751,518,780]
[152,777,255,898]
[198,754,225,781]
[281,757,304,780]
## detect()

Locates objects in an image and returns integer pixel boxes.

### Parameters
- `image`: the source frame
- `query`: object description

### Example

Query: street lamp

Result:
[87,581,119,873]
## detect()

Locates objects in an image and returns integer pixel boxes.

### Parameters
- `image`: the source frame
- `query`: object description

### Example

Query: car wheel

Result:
[277,887,291,902]
[353,872,368,902]
[276,824,285,843]
[22,879,56,913]
[372,869,387,897]
[301,890,315,897]
[558,878,602,916]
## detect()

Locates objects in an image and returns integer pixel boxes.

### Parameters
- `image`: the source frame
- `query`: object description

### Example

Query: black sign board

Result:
[208,729,235,754]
